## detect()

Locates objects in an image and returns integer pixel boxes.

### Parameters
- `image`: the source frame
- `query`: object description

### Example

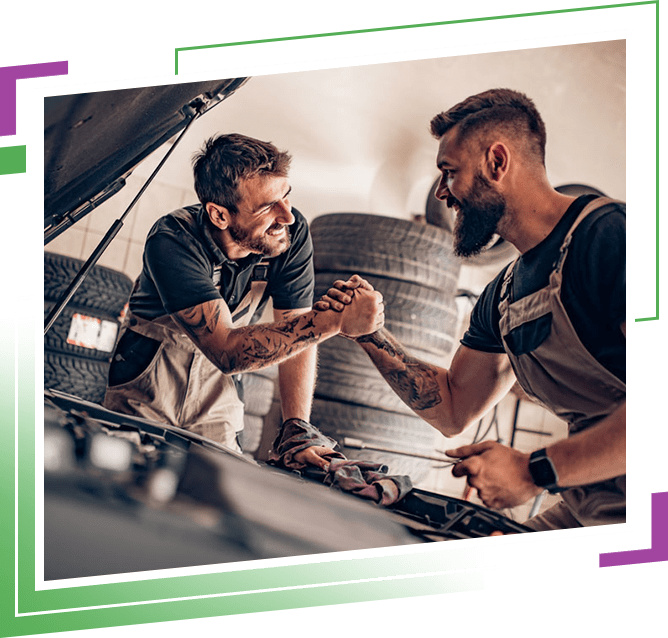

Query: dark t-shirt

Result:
[109,205,314,385]
[461,195,626,382]
[131,204,314,319]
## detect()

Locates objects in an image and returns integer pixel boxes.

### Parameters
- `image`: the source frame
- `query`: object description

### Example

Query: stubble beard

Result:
[227,221,291,258]
[452,171,508,258]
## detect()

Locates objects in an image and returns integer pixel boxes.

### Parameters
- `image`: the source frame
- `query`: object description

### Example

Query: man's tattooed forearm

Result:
[357,330,442,411]
[356,331,400,358]
[230,319,321,370]
[272,315,301,335]
[177,303,325,373]
[384,362,443,411]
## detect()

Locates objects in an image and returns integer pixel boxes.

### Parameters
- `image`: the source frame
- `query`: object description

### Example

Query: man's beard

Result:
[451,171,508,258]
[228,221,291,257]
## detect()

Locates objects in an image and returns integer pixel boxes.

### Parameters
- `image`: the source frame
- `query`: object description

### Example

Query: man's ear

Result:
[205,202,230,230]
[485,142,510,183]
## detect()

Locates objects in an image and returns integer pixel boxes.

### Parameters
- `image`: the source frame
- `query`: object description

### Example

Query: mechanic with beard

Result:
[103,133,384,466]
[319,89,625,530]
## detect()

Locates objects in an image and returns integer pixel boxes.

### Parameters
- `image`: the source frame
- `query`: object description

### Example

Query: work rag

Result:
[268,418,412,506]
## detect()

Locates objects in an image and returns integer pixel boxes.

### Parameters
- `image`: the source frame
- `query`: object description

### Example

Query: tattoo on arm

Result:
[175,303,222,341]
[175,302,324,373]
[357,331,443,411]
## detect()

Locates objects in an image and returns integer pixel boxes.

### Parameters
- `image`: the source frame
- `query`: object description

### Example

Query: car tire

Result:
[241,372,276,417]
[44,252,133,316]
[311,213,460,292]
[44,253,132,403]
[240,414,265,455]
[44,351,109,403]
[44,302,120,361]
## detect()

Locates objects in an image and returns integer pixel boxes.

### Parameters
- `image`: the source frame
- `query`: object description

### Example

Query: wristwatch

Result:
[528,448,566,494]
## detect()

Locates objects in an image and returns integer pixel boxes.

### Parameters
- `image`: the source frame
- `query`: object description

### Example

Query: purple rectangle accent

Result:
[600,492,668,567]
[0,61,68,136]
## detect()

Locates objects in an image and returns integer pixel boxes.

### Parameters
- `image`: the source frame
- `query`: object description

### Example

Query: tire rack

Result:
[309,213,461,482]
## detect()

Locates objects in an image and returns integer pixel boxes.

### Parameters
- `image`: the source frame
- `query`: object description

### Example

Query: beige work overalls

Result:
[498,197,626,530]
[103,211,270,453]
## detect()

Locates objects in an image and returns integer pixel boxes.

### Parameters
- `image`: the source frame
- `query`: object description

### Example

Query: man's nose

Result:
[275,198,295,225]
[434,177,450,201]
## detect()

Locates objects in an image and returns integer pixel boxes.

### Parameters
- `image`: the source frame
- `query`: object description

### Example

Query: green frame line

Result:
[173,1,654,74]
[174,0,659,322]
[636,0,660,321]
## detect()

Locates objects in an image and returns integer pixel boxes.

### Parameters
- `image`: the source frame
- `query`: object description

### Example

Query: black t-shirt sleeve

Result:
[267,211,315,310]
[143,227,222,315]
[460,268,507,353]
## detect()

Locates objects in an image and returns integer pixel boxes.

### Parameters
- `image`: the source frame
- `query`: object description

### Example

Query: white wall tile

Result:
[44,226,87,260]
[130,180,192,244]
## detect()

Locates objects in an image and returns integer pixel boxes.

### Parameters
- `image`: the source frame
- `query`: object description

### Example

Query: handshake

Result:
[314,275,384,339]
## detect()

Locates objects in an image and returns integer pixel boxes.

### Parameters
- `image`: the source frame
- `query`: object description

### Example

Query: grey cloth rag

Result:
[268,418,412,506]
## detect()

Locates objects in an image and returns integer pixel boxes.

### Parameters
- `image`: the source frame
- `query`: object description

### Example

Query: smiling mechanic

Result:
[321,89,626,530]
[103,133,384,466]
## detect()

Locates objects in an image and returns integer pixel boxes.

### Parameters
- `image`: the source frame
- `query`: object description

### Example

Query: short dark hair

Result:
[430,89,547,165]
[192,133,292,213]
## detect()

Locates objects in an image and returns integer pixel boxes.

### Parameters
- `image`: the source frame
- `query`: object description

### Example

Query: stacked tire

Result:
[310,213,461,481]
[44,252,133,403]
[239,365,278,455]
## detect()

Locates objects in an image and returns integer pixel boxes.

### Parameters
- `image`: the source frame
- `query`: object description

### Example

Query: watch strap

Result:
[528,448,566,494]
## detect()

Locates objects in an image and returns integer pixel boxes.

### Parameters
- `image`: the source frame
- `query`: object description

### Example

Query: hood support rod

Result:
[44,103,204,336]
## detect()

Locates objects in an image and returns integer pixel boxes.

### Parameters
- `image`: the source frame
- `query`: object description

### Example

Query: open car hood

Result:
[44,77,248,243]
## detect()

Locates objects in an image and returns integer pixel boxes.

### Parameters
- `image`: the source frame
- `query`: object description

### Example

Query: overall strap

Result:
[230,260,271,327]
[554,197,621,275]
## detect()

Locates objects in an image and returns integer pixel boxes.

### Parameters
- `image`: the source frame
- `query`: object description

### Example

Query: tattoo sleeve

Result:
[174,301,327,374]
[356,329,443,411]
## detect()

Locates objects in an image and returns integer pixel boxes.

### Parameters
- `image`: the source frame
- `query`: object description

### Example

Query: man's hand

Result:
[313,275,374,312]
[338,287,384,337]
[446,441,543,509]
[311,274,384,337]
[292,445,336,471]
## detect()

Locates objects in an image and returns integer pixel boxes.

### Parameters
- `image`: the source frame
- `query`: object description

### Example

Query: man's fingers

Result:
[451,455,483,478]
[293,445,334,471]
[327,287,353,304]
[446,440,496,459]
[345,274,374,290]
[317,294,345,311]
[332,280,354,292]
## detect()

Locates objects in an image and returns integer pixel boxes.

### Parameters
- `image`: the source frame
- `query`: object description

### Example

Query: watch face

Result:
[529,453,557,488]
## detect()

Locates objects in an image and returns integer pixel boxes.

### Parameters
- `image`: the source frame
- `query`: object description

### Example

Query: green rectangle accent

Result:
[0,146,26,175]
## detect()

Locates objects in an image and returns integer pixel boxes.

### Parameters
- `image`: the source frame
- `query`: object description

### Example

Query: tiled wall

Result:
[46,157,197,282]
